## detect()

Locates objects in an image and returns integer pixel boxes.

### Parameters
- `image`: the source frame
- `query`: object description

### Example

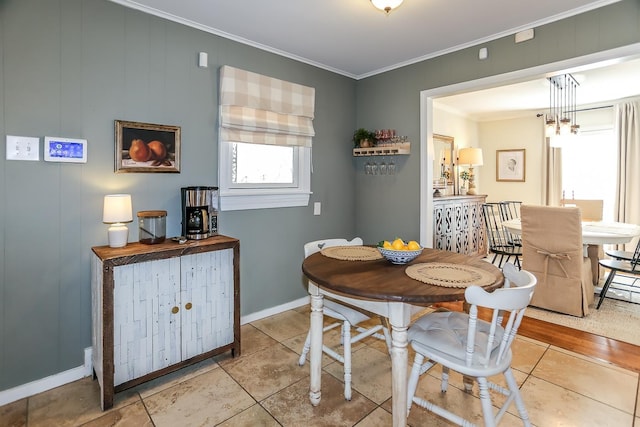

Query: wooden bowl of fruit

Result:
[377,238,423,264]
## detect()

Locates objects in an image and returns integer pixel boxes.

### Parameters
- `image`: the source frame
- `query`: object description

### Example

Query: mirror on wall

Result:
[433,134,454,195]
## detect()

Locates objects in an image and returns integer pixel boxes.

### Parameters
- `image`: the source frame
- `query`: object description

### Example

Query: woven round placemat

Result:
[405,262,496,288]
[320,246,383,261]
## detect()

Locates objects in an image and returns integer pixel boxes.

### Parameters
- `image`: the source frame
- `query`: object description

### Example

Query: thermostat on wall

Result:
[44,137,87,163]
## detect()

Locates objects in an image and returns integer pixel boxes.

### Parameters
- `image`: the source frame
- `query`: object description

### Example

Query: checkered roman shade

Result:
[219,66,315,147]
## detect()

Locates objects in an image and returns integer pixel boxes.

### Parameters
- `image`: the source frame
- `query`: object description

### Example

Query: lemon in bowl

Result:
[378,239,423,264]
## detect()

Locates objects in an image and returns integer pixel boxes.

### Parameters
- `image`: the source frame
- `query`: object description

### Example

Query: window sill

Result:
[220,191,311,211]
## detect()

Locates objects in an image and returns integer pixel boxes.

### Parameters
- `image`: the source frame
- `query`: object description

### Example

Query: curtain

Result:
[615,98,640,251]
[219,66,315,147]
[542,136,563,206]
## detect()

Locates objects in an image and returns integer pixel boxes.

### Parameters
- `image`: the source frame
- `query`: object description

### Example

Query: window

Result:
[217,66,315,211]
[219,141,311,211]
[232,143,295,186]
[561,127,616,221]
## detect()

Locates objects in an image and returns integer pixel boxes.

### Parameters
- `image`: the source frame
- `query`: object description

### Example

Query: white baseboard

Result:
[0,347,93,407]
[241,296,309,324]
[0,298,310,407]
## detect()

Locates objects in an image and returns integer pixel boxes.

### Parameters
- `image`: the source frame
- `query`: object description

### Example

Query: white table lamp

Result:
[103,194,133,248]
[458,148,483,195]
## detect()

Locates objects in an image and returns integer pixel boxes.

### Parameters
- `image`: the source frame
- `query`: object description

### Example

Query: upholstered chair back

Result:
[521,205,593,317]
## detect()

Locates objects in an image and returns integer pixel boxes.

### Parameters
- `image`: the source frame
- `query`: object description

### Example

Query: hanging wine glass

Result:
[380,157,387,175]
[371,161,379,175]
[388,158,396,175]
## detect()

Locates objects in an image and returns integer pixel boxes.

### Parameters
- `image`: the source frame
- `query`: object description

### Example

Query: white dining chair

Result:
[298,237,391,400]
[406,263,537,427]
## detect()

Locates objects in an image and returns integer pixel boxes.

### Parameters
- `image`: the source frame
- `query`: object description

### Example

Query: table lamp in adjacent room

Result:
[458,148,483,195]
[103,194,133,248]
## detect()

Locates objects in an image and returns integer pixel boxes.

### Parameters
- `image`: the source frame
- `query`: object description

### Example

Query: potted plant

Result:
[353,128,376,148]
[459,170,470,194]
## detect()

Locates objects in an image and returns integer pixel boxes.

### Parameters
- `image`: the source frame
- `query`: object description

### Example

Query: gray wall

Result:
[354,0,640,243]
[0,0,356,391]
[1,0,639,394]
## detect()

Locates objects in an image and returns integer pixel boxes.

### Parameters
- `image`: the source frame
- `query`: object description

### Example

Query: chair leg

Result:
[298,322,342,366]
[298,331,311,366]
[597,271,617,309]
[342,321,352,400]
[477,377,497,427]
[381,321,392,354]
[441,366,450,393]
[406,353,424,415]
[504,369,532,426]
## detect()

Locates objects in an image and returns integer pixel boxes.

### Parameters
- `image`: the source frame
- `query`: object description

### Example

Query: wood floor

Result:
[519,315,640,374]
[435,301,640,374]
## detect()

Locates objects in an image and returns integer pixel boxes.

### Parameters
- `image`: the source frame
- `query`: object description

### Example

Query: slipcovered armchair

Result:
[560,198,603,222]
[521,205,593,317]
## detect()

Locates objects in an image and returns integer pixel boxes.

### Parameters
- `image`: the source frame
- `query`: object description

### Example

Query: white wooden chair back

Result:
[300,236,389,401]
[464,263,537,370]
[304,237,363,258]
[406,262,537,426]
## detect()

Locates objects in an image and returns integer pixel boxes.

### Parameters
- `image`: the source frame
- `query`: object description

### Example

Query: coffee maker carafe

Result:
[181,186,218,240]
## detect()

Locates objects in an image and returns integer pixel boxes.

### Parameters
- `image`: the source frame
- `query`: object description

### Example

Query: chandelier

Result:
[545,74,580,138]
[370,0,404,14]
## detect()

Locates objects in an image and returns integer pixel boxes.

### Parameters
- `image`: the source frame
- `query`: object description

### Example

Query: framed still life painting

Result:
[115,120,181,173]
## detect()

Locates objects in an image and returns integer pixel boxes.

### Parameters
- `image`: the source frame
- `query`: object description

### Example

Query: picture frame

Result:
[115,120,181,173]
[496,149,525,182]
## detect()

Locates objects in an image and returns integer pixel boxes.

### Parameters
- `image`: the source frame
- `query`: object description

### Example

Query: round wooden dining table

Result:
[302,247,504,427]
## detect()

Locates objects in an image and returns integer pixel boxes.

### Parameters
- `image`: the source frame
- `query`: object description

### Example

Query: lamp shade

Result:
[458,147,483,166]
[103,194,132,248]
[103,194,132,224]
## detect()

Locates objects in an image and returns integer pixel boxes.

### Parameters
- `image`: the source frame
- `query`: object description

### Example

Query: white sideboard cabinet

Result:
[91,235,240,410]
[433,195,487,257]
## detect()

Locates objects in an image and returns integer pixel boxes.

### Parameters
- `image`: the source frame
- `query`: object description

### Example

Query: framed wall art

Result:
[496,149,525,182]
[115,120,181,173]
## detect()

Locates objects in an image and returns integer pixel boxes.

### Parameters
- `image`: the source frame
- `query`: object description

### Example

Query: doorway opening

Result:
[419,43,640,247]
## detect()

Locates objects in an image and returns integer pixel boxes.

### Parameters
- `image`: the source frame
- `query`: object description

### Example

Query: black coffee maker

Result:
[181,186,219,240]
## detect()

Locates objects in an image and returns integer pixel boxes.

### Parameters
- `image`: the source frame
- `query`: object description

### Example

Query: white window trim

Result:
[218,140,311,211]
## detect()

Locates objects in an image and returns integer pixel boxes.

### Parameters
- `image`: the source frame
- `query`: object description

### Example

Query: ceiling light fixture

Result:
[370,0,404,15]
[545,74,580,142]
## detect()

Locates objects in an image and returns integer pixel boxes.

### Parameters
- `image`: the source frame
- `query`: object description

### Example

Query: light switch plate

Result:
[6,135,40,161]
[313,202,321,216]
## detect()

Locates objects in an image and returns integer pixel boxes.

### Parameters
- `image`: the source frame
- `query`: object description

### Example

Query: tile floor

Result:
[1,305,639,427]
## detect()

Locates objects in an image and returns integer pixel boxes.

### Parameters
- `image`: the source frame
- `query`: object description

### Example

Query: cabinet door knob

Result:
[185,302,193,310]
[171,306,179,314]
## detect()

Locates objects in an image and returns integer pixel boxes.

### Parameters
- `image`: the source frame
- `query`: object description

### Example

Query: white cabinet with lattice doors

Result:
[433,195,487,257]
[91,236,240,410]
